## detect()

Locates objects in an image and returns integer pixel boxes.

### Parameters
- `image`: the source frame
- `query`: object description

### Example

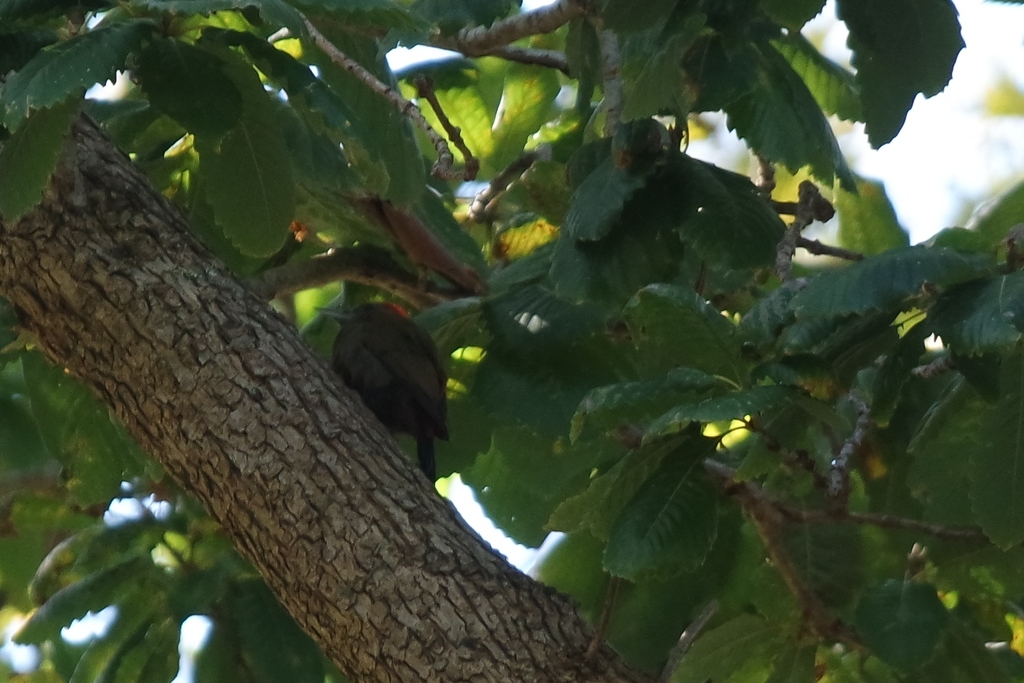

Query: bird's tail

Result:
[417,438,436,481]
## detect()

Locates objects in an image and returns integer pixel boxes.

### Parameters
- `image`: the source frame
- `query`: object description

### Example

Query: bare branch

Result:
[827,394,870,503]
[470,146,551,222]
[706,460,985,542]
[301,16,468,181]
[775,181,835,281]
[596,23,623,137]
[414,75,479,180]
[351,196,487,294]
[754,156,775,199]
[796,237,864,262]
[438,0,585,56]
[912,354,953,379]
[245,245,454,309]
[586,576,623,660]
[487,45,570,73]
[660,601,719,683]
[708,458,858,644]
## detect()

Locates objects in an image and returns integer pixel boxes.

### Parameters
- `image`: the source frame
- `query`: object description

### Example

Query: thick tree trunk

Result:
[0,117,653,683]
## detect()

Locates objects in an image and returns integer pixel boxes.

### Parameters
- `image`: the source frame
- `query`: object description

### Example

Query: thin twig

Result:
[707,461,859,644]
[775,181,834,281]
[438,0,585,56]
[706,460,986,541]
[827,394,870,504]
[470,146,551,222]
[245,244,454,309]
[487,45,570,73]
[660,600,719,683]
[301,16,466,181]
[585,576,622,659]
[414,75,479,180]
[754,156,775,199]
[912,355,953,379]
[596,23,623,137]
[797,237,864,262]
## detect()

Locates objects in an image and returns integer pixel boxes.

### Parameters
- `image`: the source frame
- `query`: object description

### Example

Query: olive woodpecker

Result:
[323,303,448,480]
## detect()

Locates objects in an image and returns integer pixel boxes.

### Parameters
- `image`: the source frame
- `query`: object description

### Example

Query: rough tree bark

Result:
[0,118,655,683]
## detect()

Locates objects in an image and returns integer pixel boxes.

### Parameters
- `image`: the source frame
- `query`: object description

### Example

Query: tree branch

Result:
[245,244,456,309]
[775,181,835,281]
[0,116,652,683]
[414,75,480,180]
[470,146,550,223]
[435,0,585,57]
[301,16,470,181]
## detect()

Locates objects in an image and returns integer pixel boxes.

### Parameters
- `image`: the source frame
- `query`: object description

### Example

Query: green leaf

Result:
[645,385,798,438]
[619,16,705,119]
[0,29,58,75]
[773,32,861,122]
[766,643,816,683]
[0,20,154,131]
[872,322,929,426]
[791,247,991,318]
[286,0,422,34]
[202,114,295,257]
[136,617,181,683]
[967,177,1024,248]
[781,523,863,609]
[413,190,488,274]
[835,178,908,256]
[672,156,788,267]
[837,0,964,146]
[414,297,487,357]
[970,351,1024,547]
[762,0,826,29]
[229,580,324,683]
[315,31,424,202]
[22,352,149,505]
[854,580,949,670]
[410,0,516,34]
[464,427,596,546]
[571,368,729,442]
[15,556,154,644]
[489,63,560,172]
[127,0,305,35]
[725,42,855,189]
[562,156,655,242]
[931,274,1024,355]
[625,284,747,383]
[484,284,605,353]
[907,377,981,525]
[604,438,718,579]
[0,97,76,221]
[739,281,801,351]
[547,443,673,539]
[938,620,1016,683]
[600,0,677,32]
[670,614,783,683]
[136,39,242,139]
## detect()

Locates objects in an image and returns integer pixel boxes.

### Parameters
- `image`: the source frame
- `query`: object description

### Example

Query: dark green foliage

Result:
[837,0,964,147]
[3,1,1024,682]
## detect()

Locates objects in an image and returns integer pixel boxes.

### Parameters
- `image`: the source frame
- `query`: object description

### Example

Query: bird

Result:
[322,303,448,480]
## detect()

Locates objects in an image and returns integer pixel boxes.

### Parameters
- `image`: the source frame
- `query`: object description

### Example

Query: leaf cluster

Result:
[3,0,1024,682]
